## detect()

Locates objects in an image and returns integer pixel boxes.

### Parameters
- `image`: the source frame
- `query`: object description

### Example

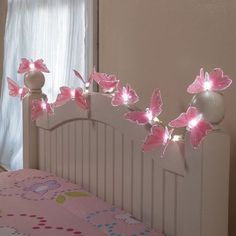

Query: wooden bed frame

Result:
[22,72,230,236]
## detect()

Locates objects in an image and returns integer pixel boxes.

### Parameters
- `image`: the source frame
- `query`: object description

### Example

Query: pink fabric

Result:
[0,169,163,236]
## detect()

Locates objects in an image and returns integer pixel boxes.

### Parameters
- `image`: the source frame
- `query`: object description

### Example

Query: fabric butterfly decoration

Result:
[18,58,50,74]
[31,97,54,121]
[169,106,213,148]
[124,88,162,125]
[111,83,139,106]
[73,69,93,92]
[90,68,119,93]
[187,68,232,94]
[54,86,88,110]
[114,213,140,225]
[7,77,29,100]
[142,126,174,156]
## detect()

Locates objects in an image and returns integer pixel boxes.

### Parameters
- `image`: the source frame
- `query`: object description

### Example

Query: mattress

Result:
[0,169,163,236]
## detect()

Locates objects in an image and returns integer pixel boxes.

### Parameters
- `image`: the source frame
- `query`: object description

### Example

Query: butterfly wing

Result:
[20,87,29,100]
[92,70,119,92]
[46,103,54,115]
[169,112,188,128]
[99,79,119,92]
[142,125,165,152]
[150,89,163,117]
[18,58,30,73]
[73,69,86,84]
[111,82,123,106]
[34,59,50,73]
[190,120,212,148]
[124,111,149,125]
[7,78,20,97]
[161,128,174,157]
[169,106,199,128]
[187,68,205,94]
[54,86,72,107]
[210,68,232,91]
[74,88,88,110]
[31,99,43,121]
[126,84,139,105]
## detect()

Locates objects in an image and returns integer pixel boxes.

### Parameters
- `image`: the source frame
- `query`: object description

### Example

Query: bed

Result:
[1,70,230,236]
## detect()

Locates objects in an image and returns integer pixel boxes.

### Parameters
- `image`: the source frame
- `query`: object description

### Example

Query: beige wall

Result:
[99,0,236,235]
[0,0,7,91]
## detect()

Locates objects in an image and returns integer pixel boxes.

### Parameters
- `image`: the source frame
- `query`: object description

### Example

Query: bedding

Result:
[0,169,163,236]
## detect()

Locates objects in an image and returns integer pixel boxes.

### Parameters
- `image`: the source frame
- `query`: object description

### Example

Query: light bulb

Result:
[29,63,35,70]
[203,72,212,91]
[145,108,153,122]
[85,82,90,89]
[153,117,160,123]
[188,114,202,129]
[122,92,130,104]
[172,135,182,142]
[18,88,23,95]
[41,102,47,110]
[203,81,212,91]
[70,89,75,98]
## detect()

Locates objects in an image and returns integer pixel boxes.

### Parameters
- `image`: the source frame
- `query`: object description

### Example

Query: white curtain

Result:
[0,0,92,170]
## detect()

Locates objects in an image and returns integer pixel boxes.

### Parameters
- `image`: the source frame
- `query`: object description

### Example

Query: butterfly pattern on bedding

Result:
[0,169,163,236]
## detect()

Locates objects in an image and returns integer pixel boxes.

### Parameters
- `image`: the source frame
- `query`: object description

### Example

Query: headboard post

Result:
[23,71,45,169]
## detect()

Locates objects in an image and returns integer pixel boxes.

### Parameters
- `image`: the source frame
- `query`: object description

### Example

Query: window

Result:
[0,0,97,169]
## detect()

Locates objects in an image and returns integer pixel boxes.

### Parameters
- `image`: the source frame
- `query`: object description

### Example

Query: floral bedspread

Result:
[0,169,163,236]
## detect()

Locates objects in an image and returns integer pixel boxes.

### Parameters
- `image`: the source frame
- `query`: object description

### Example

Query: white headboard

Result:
[22,72,230,236]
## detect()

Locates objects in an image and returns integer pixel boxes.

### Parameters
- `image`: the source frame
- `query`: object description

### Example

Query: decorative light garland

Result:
[7,58,233,156]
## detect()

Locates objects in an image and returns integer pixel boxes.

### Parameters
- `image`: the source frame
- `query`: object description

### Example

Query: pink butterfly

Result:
[7,77,29,100]
[124,89,163,125]
[111,83,139,106]
[169,106,213,148]
[187,68,232,94]
[18,58,50,74]
[54,86,88,110]
[90,68,119,92]
[31,98,54,121]
[73,69,93,92]
[142,126,174,156]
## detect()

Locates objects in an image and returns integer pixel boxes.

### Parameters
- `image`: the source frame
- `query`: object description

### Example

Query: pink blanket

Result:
[0,169,164,236]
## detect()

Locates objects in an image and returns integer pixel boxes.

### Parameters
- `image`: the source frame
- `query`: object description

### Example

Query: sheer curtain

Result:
[0,0,93,170]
